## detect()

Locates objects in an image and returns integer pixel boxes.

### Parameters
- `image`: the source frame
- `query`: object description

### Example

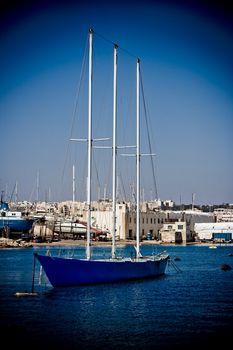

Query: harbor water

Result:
[0,244,233,350]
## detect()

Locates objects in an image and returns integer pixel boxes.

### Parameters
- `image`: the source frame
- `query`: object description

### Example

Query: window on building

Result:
[178,225,183,230]
[151,218,152,224]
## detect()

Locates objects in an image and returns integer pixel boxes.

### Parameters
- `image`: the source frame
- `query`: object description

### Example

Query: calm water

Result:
[0,244,233,350]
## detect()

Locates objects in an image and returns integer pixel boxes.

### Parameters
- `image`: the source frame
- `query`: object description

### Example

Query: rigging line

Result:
[120,70,135,202]
[140,69,159,200]
[9,182,16,203]
[93,153,101,199]
[119,171,127,202]
[61,32,89,187]
[94,30,138,59]
[80,147,88,202]
[105,156,112,199]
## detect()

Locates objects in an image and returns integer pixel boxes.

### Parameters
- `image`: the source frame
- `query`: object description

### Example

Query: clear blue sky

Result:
[1,0,233,205]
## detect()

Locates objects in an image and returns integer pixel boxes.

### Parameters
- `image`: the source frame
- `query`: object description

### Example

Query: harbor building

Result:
[162,210,215,242]
[86,202,215,243]
[214,208,233,222]
[194,222,233,242]
[159,221,186,243]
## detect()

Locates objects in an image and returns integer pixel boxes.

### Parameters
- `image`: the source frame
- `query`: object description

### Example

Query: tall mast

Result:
[136,58,140,259]
[112,44,118,259]
[86,28,93,260]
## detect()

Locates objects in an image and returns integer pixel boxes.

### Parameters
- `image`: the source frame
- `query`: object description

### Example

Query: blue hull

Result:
[0,218,34,231]
[35,253,169,287]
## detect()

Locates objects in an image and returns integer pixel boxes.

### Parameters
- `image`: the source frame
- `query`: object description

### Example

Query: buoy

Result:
[221,264,232,271]
[15,292,38,297]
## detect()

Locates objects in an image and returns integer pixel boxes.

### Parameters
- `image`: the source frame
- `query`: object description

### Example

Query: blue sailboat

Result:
[35,29,169,288]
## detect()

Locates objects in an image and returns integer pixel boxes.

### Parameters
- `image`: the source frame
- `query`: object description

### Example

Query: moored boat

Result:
[35,251,169,287]
[0,197,34,234]
[35,29,169,287]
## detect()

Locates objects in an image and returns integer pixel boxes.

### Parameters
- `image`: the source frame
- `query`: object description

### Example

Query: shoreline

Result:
[1,237,232,248]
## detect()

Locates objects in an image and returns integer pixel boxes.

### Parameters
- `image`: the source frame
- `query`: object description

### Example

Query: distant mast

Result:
[36,171,39,202]
[72,164,76,217]
[192,193,195,211]
[15,181,18,203]
[72,164,76,202]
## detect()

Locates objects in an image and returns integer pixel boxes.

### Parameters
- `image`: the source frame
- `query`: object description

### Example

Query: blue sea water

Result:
[0,244,233,350]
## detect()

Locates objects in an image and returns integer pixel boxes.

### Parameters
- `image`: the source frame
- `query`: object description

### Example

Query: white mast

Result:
[192,193,195,211]
[48,187,51,202]
[15,180,18,203]
[36,171,39,202]
[136,58,140,259]
[112,44,118,259]
[86,28,93,260]
[72,164,76,202]
[72,164,76,217]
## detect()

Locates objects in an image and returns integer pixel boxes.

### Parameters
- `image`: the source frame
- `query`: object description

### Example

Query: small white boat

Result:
[54,221,87,234]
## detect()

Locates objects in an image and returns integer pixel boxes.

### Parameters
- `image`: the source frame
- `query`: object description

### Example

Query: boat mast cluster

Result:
[74,29,153,261]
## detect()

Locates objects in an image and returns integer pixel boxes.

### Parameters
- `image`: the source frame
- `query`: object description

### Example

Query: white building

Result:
[194,222,233,241]
[214,208,233,222]
[163,210,214,242]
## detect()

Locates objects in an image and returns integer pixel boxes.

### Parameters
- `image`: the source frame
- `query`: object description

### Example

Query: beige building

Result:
[87,202,167,240]
[127,208,166,240]
[159,221,186,243]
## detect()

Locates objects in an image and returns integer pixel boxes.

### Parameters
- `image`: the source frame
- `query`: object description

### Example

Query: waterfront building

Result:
[159,221,186,243]
[214,208,233,222]
[90,203,214,243]
[162,210,214,242]
[194,222,233,242]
